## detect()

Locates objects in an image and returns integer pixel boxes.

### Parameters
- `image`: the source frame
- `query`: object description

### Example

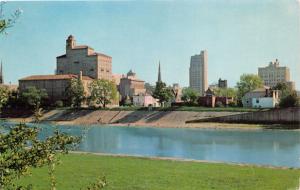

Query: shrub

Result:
[55,100,64,108]
[279,92,299,108]
[215,101,224,108]
[228,101,237,107]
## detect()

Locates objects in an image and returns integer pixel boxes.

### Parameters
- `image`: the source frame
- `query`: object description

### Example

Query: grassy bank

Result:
[17,154,300,190]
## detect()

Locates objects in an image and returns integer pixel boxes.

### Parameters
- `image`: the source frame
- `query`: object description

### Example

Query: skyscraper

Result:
[189,50,208,95]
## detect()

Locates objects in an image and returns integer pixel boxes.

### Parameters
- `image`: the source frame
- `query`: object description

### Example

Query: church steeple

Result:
[0,61,3,84]
[158,61,161,82]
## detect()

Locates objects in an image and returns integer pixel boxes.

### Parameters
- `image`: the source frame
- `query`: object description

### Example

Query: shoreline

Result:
[3,118,300,131]
[70,151,300,170]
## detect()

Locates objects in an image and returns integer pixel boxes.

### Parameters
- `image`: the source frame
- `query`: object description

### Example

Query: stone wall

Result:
[187,107,300,124]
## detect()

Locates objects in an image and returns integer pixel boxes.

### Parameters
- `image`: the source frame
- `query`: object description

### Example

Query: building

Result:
[218,78,227,88]
[258,59,295,90]
[132,94,160,107]
[119,70,146,99]
[112,74,124,86]
[189,50,208,96]
[56,35,112,80]
[0,61,3,84]
[19,72,92,102]
[172,83,182,102]
[198,88,234,108]
[242,86,279,108]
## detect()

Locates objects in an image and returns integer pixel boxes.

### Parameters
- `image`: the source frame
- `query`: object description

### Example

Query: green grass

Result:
[17,154,300,190]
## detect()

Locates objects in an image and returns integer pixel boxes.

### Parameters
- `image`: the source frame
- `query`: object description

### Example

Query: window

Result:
[90,68,94,72]
[256,99,259,103]
[74,61,79,64]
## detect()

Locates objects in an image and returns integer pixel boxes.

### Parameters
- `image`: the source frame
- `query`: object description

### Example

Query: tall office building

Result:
[189,50,208,95]
[258,59,295,90]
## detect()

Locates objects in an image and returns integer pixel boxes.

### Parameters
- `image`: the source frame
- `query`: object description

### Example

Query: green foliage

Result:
[21,86,48,109]
[55,100,64,108]
[236,74,264,105]
[89,79,118,108]
[86,176,107,190]
[152,81,173,106]
[0,2,22,34]
[181,87,199,105]
[273,82,299,108]
[21,87,48,122]
[0,123,80,189]
[213,87,237,99]
[0,85,9,112]
[66,78,85,108]
[279,91,299,108]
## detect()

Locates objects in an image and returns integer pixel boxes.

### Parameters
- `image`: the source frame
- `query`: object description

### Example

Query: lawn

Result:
[17,153,300,190]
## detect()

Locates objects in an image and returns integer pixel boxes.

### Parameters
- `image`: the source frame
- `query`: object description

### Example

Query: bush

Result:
[279,92,299,108]
[55,100,64,108]
[215,101,224,108]
[228,101,237,107]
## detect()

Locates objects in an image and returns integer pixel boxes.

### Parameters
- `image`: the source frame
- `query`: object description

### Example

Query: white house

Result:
[251,97,279,108]
[132,94,160,107]
[242,87,279,108]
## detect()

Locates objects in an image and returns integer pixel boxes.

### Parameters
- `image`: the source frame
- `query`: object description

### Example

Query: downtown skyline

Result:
[0,0,300,90]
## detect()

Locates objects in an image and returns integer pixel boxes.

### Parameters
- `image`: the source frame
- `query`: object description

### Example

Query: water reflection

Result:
[2,122,300,167]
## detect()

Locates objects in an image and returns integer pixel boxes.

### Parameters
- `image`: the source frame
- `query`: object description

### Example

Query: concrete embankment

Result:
[186,107,300,125]
[40,109,242,127]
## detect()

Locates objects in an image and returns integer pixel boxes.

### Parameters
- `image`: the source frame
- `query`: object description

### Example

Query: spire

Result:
[158,61,161,82]
[0,60,3,84]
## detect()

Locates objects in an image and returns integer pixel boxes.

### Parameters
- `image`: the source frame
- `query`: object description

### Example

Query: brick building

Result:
[19,73,92,102]
[119,70,146,99]
[56,35,112,80]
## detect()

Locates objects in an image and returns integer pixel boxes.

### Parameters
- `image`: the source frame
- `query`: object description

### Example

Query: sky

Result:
[0,0,300,90]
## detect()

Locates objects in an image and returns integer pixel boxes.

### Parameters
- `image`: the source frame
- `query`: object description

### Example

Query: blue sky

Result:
[1,0,300,90]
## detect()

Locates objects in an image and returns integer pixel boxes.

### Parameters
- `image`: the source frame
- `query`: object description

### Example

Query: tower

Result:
[0,61,3,84]
[158,61,162,82]
[189,50,208,95]
[66,35,76,53]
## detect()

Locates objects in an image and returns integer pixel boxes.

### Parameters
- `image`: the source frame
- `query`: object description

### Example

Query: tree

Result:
[236,74,264,105]
[152,81,173,106]
[213,87,237,99]
[273,82,299,108]
[181,87,199,105]
[279,92,299,108]
[272,82,292,97]
[144,83,155,95]
[0,2,22,34]
[89,79,118,108]
[0,123,80,189]
[0,85,9,113]
[21,86,48,122]
[66,78,85,108]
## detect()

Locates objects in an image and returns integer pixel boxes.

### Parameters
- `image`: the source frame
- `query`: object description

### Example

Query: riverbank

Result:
[16,153,300,190]
[3,108,300,130]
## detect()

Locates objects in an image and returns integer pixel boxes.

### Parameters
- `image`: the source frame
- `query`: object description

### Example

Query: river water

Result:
[2,122,300,167]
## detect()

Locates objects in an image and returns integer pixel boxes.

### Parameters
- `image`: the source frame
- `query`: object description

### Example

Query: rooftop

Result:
[19,74,93,81]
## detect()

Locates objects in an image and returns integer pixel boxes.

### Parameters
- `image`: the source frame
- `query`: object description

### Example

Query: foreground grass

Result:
[17,154,300,190]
